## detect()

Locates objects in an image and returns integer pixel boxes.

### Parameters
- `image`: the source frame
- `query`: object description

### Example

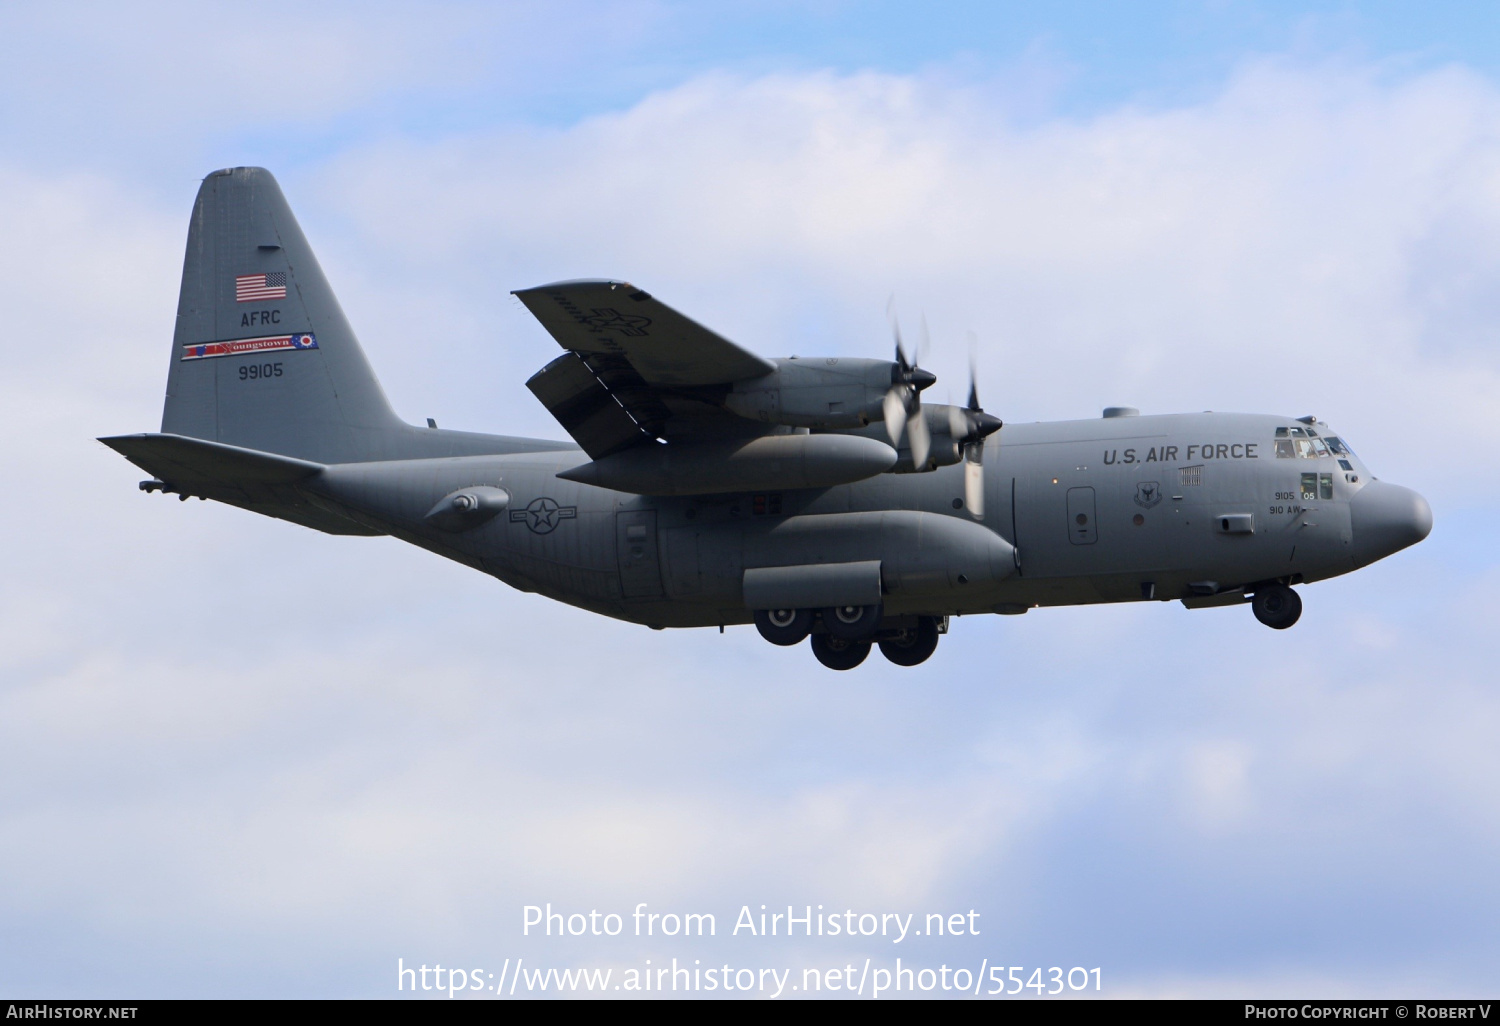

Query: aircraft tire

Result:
[810,633,871,671]
[878,617,940,666]
[1252,585,1302,629]
[823,603,883,641]
[754,608,813,646]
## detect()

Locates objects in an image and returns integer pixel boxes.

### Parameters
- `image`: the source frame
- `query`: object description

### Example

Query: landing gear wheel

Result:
[1252,585,1302,629]
[811,633,871,671]
[822,603,883,641]
[754,608,813,646]
[879,617,940,666]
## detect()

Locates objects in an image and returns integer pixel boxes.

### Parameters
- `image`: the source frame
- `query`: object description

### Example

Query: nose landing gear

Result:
[1252,584,1302,629]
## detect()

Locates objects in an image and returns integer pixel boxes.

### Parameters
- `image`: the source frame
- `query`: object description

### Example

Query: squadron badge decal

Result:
[1134,481,1163,509]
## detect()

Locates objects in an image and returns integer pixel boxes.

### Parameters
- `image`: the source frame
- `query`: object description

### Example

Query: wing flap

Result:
[525,353,650,460]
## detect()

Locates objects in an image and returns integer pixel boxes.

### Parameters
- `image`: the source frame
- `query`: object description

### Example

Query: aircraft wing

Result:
[515,280,775,459]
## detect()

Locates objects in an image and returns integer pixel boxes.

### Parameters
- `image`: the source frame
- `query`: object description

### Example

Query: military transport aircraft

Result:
[102,168,1433,670]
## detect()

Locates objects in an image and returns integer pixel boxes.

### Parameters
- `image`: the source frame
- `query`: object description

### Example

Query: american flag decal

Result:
[181,332,317,360]
[235,272,287,302]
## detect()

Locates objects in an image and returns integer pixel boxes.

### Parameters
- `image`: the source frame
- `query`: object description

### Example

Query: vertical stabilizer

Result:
[163,167,405,463]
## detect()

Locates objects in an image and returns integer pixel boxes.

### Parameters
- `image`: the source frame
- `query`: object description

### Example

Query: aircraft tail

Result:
[162,166,405,464]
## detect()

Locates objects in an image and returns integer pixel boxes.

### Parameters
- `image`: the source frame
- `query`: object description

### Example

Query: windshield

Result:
[1275,426,1352,459]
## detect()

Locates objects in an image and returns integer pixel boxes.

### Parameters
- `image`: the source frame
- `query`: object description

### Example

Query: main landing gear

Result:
[811,633,871,670]
[755,607,945,670]
[1251,583,1302,630]
[878,618,940,666]
[753,608,814,646]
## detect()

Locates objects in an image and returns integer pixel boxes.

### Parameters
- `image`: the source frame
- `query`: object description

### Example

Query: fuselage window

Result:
[1338,458,1353,471]
[1319,473,1333,500]
[1301,472,1318,501]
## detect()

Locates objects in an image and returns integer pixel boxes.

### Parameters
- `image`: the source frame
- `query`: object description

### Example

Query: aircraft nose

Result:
[1350,480,1432,559]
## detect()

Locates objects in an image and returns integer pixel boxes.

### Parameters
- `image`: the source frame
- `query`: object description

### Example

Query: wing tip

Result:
[512,278,636,297]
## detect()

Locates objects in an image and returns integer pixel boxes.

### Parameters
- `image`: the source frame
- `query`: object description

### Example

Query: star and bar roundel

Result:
[509,497,578,534]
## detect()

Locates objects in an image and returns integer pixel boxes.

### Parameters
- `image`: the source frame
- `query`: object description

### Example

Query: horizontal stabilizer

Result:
[100,433,377,536]
[103,433,324,484]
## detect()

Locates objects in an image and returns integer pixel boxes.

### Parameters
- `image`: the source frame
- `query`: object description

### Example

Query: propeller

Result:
[945,346,1003,518]
[882,305,937,468]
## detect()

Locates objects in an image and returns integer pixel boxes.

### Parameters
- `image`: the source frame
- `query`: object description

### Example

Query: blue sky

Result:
[13,2,1500,179]
[2,0,1499,999]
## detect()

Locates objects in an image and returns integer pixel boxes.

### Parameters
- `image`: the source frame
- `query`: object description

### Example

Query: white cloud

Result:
[318,59,1500,502]
[0,1,669,175]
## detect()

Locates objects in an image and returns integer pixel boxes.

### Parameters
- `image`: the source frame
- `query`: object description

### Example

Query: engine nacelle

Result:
[724,357,896,429]
[556,432,898,496]
[836,405,966,473]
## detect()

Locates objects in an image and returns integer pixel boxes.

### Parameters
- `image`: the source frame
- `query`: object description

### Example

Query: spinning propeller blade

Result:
[908,404,930,469]
[949,340,1002,517]
[965,458,984,519]
[883,389,907,446]
[882,303,936,464]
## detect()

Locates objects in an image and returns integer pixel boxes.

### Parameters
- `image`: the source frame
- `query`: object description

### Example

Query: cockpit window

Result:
[1325,436,1352,456]
[1276,426,1338,458]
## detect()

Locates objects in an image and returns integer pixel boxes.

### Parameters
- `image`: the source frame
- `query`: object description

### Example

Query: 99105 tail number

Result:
[238,362,282,380]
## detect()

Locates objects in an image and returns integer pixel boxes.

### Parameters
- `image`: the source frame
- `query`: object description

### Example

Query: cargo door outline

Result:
[1066,487,1097,545]
[617,510,664,598]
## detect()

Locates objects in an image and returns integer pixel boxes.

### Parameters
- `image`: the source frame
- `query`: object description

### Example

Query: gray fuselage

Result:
[305,410,1431,629]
